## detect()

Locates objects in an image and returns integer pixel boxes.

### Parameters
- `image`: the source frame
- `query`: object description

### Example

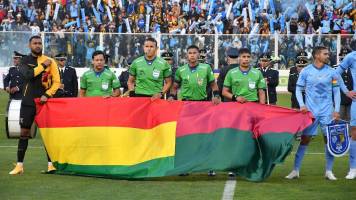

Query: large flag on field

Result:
[35,98,312,181]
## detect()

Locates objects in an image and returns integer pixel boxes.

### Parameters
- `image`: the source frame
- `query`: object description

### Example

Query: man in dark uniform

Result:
[3,51,25,99]
[162,51,175,75]
[55,53,78,97]
[288,59,308,109]
[289,50,309,74]
[258,53,279,105]
[119,57,134,95]
[9,35,60,175]
[337,48,353,121]
[217,48,239,102]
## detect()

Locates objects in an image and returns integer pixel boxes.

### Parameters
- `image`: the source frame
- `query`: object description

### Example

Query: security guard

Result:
[338,47,353,121]
[217,48,239,101]
[288,59,308,109]
[55,53,78,97]
[119,57,135,95]
[128,37,172,99]
[258,53,279,105]
[3,51,25,99]
[9,35,60,175]
[161,51,175,80]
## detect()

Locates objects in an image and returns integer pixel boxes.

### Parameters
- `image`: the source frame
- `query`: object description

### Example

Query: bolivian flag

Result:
[35,98,312,181]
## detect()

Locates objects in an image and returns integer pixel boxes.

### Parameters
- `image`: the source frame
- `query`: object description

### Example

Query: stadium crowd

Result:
[0,0,354,34]
[0,0,355,69]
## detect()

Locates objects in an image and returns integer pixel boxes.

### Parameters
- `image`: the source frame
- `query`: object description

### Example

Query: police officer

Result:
[337,48,353,122]
[217,48,239,101]
[119,57,134,95]
[55,53,78,97]
[258,53,279,105]
[289,50,309,75]
[288,59,308,109]
[3,51,25,100]
[161,51,175,79]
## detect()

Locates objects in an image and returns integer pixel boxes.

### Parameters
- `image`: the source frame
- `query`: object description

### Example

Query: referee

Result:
[127,37,172,100]
[169,45,220,104]
[9,35,60,175]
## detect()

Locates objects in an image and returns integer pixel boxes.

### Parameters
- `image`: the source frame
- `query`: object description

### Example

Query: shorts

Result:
[20,104,36,129]
[302,115,332,136]
[351,101,356,127]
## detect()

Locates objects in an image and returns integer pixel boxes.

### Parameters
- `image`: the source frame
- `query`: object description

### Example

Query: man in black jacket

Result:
[338,48,353,121]
[3,51,25,99]
[288,59,308,109]
[217,47,239,102]
[258,53,279,105]
[55,53,78,97]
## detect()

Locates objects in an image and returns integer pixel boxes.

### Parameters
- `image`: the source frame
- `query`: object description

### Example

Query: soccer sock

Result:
[17,138,28,163]
[45,148,52,162]
[325,145,334,171]
[294,145,307,171]
[349,139,356,169]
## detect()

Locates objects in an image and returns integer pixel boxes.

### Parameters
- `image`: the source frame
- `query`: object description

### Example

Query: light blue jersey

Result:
[296,64,340,117]
[336,51,356,126]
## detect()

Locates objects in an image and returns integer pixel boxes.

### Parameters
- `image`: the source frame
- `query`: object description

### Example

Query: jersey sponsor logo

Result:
[326,121,350,157]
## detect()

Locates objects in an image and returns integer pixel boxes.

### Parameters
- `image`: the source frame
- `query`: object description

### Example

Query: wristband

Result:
[129,90,135,97]
[213,90,220,98]
[232,95,237,102]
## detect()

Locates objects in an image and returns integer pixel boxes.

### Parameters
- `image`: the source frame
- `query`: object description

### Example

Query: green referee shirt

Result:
[129,56,172,96]
[223,67,266,102]
[80,68,121,97]
[175,63,215,100]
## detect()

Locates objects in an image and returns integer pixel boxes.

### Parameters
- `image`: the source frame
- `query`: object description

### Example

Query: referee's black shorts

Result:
[20,104,36,129]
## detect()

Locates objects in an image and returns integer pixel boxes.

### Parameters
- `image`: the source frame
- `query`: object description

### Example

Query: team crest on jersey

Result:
[326,121,350,157]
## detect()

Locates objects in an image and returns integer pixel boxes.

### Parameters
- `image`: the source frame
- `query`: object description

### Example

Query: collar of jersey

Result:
[312,64,326,70]
[93,68,105,77]
[239,66,251,75]
[188,63,199,72]
[144,56,157,65]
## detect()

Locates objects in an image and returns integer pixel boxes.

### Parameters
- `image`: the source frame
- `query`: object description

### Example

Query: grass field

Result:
[0,91,355,200]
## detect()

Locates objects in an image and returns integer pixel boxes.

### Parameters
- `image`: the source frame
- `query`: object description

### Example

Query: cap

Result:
[296,59,308,67]
[55,53,67,60]
[339,47,351,58]
[226,48,239,58]
[161,52,173,60]
[199,49,207,60]
[297,50,308,59]
[13,51,25,58]
[259,53,271,61]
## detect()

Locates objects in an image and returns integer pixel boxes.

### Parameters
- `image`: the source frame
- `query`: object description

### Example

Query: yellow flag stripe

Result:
[40,122,176,166]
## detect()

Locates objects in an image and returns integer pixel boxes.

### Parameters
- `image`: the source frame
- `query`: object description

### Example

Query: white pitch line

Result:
[222,179,237,200]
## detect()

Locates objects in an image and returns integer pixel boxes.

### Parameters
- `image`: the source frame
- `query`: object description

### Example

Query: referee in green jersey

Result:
[128,37,172,100]
[80,51,121,97]
[222,48,266,103]
[169,45,220,105]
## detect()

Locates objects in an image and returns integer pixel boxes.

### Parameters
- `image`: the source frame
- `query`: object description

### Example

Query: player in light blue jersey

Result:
[335,40,356,180]
[286,46,341,180]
